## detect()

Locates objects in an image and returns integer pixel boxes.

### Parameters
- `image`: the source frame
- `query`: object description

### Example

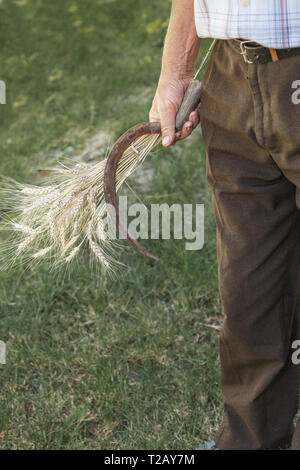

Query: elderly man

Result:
[150,0,300,450]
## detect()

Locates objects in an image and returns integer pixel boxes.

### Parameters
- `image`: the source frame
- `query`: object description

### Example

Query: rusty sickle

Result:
[103,79,202,261]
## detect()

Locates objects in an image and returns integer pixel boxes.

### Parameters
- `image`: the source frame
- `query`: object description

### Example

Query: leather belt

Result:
[238,39,300,64]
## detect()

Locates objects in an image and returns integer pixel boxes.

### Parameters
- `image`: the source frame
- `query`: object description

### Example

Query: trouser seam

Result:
[248,64,266,148]
[280,208,299,355]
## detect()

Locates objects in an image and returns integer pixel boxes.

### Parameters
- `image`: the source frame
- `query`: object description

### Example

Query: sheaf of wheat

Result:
[0,133,161,270]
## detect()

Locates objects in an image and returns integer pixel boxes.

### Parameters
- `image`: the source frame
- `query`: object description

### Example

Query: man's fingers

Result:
[160,106,177,147]
[175,121,193,141]
[174,110,200,141]
[189,110,200,129]
[151,105,200,146]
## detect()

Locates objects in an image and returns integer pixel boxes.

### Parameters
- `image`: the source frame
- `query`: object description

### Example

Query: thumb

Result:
[160,105,176,147]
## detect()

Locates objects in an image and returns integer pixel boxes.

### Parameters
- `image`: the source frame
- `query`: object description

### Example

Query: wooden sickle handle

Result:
[175,79,202,131]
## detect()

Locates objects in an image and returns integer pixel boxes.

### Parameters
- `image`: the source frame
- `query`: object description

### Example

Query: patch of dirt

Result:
[79,129,113,161]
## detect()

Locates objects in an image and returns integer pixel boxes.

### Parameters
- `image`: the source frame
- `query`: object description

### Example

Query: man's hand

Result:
[149,75,200,147]
[149,0,201,148]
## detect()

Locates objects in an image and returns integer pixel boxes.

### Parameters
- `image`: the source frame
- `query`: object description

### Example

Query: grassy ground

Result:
[0,0,222,449]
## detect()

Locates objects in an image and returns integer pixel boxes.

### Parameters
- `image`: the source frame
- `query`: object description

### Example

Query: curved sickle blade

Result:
[103,121,161,261]
[103,79,202,262]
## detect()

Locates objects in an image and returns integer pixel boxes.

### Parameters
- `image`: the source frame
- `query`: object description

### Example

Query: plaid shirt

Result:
[194,0,300,49]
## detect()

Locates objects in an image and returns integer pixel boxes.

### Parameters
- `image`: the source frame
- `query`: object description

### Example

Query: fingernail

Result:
[162,136,171,147]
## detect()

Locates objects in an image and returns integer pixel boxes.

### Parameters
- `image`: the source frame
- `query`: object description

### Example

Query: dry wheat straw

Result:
[0,133,161,270]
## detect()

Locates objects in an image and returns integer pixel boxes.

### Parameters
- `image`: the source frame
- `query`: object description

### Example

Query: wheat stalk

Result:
[0,133,161,270]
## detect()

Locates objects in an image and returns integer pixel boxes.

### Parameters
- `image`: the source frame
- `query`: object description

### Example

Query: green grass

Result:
[0,0,222,449]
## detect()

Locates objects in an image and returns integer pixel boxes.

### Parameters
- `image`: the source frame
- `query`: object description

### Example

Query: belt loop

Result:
[240,40,255,64]
[269,48,279,62]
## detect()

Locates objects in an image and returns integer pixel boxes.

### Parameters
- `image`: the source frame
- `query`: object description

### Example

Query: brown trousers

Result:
[200,40,300,450]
